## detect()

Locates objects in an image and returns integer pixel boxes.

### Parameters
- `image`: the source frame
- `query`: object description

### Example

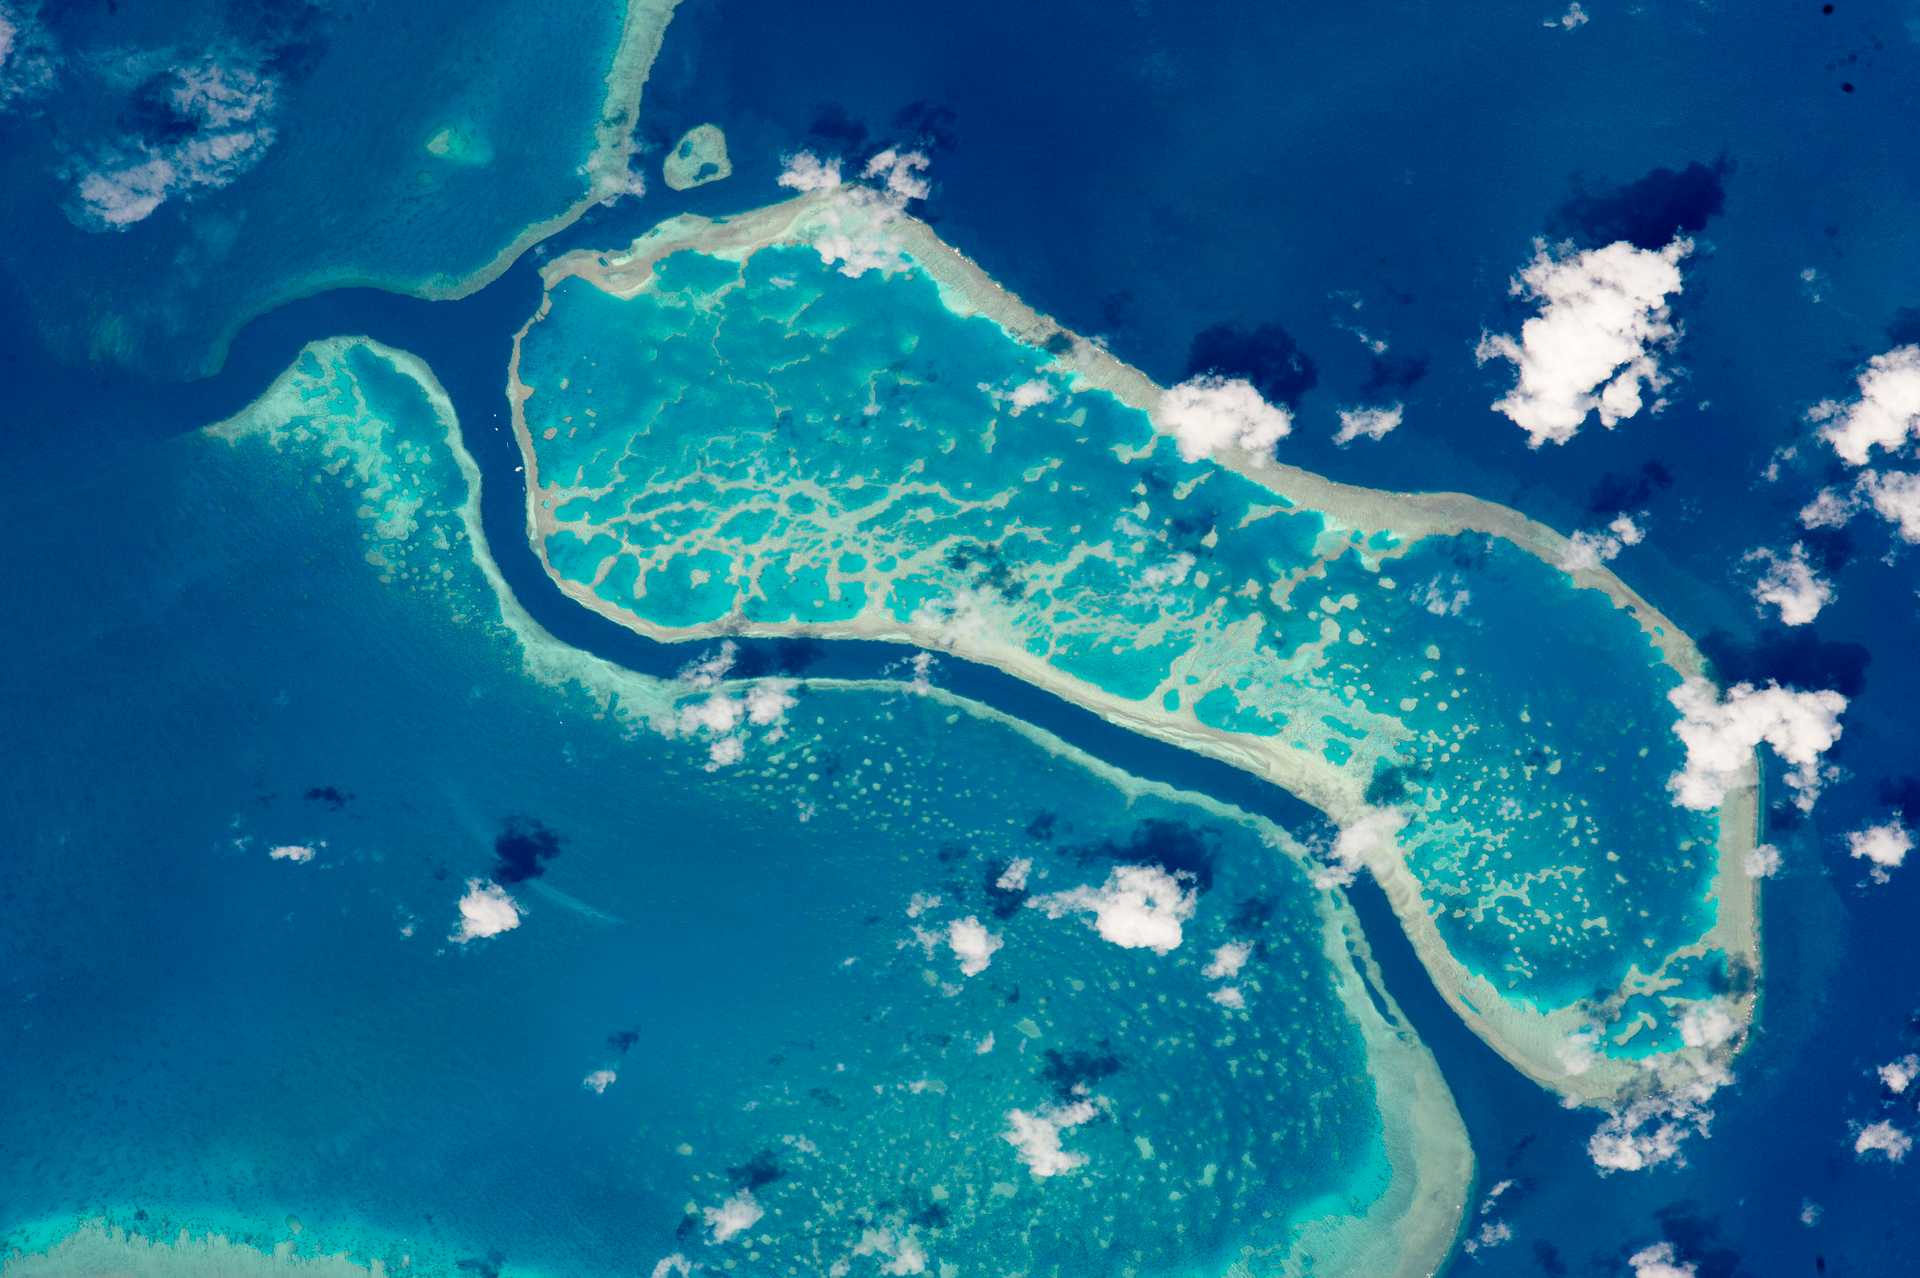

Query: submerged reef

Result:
[509,190,1762,1107]
[0,336,1469,1278]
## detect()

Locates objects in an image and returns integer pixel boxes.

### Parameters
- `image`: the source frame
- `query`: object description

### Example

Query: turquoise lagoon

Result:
[509,204,1758,1093]
[0,338,1467,1277]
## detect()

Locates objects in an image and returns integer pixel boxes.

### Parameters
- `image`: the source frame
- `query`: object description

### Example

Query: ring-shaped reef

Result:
[508,192,1761,1106]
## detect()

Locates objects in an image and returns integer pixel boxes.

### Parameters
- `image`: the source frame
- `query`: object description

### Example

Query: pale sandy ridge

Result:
[515,192,1762,1107]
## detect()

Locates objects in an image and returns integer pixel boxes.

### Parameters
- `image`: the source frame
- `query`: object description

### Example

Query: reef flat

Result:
[0,336,1469,1278]
[508,190,1762,1106]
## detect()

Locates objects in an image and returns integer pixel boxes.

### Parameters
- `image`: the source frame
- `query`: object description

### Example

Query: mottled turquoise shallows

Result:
[0,336,1463,1278]
[516,245,1731,1056]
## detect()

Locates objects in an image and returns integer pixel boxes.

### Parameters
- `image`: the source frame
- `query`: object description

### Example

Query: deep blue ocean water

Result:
[4,0,1920,1275]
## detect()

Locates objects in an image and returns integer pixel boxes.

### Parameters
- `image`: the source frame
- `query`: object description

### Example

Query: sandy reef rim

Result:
[513,192,1763,1109]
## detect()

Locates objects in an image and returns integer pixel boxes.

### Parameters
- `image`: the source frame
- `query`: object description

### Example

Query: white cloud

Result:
[1793,467,1920,541]
[1332,403,1403,445]
[1855,1120,1913,1162]
[1546,2,1590,30]
[1314,807,1406,889]
[1561,513,1646,571]
[852,1224,927,1276]
[268,843,317,863]
[1743,844,1782,878]
[1628,1243,1696,1278]
[582,1069,617,1094]
[996,857,1032,892]
[677,642,737,689]
[0,1,60,110]
[1847,818,1912,884]
[1028,865,1197,954]
[450,879,521,943]
[745,681,797,727]
[1799,483,1861,530]
[70,60,278,230]
[1009,379,1056,414]
[1878,1054,1920,1094]
[648,1256,692,1278]
[1590,1000,1740,1173]
[704,1190,764,1242]
[1864,469,1920,542]
[677,692,743,735]
[862,147,932,201]
[946,916,1003,976]
[1208,986,1245,1009]
[1154,376,1293,463]
[1809,345,1920,466]
[1477,237,1690,446]
[1003,1098,1101,1178]
[791,147,934,279]
[1666,678,1847,812]
[1746,544,1833,625]
[1203,941,1251,980]
[1412,574,1472,616]
[777,150,842,192]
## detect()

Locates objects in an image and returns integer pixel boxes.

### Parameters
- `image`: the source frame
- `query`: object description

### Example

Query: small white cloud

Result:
[1589,999,1740,1173]
[1809,345,1920,466]
[1545,2,1590,30]
[1203,941,1251,980]
[1008,379,1056,414]
[1561,512,1646,571]
[648,1255,692,1278]
[1666,678,1847,812]
[704,1189,764,1242]
[1746,544,1834,625]
[0,1,60,110]
[268,843,317,863]
[450,879,521,943]
[1028,865,1197,954]
[69,60,278,230]
[1154,375,1293,463]
[777,150,843,192]
[1207,986,1245,1009]
[582,1069,617,1094]
[1477,237,1690,447]
[1743,844,1783,878]
[677,692,743,736]
[788,146,933,280]
[1854,1120,1913,1162]
[1003,1099,1101,1178]
[862,147,932,201]
[1412,574,1472,616]
[1878,1054,1920,1094]
[1628,1242,1696,1278]
[1314,807,1406,889]
[852,1224,928,1276]
[1331,403,1404,445]
[1799,483,1862,530]
[1864,469,1920,542]
[996,858,1032,892]
[745,681,797,727]
[1847,818,1912,884]
[946,916,1003,976]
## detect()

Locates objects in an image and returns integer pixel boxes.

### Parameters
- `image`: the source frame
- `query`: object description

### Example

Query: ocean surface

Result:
[4,1,1920,1276]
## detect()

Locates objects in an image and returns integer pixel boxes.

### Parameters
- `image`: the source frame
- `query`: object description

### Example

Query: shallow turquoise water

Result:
[0,339,1427,1277]
[516,245,1728,1043]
